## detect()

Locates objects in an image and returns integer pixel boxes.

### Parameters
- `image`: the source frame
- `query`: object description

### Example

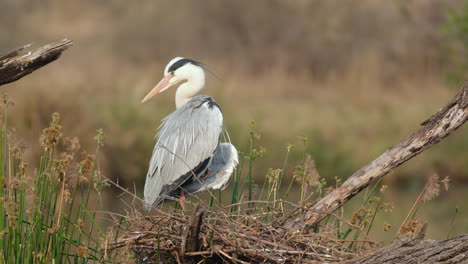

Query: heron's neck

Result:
[175,73,205,108]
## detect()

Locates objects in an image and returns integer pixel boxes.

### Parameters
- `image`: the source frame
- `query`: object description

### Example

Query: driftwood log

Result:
[284,82,468,231]
[352,235,468,264]
[0,38,72,86]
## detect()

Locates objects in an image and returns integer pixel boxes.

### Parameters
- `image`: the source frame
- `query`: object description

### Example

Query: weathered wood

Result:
[284,82,468,231]
[0,38,72,86]
[0,43,32,62]
[351,235,468,264]
[181,204,205,255]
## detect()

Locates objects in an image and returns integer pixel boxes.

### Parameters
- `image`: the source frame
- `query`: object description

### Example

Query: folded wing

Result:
[144,95,223,206]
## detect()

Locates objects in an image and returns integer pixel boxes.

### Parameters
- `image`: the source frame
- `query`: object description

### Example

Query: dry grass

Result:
[102,169,452,263]
[105,202,376,264]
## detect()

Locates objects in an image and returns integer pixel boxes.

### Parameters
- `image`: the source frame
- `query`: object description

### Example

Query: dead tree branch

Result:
[0,38,73,86]
[351,235,468,264]
[284,82,468,231]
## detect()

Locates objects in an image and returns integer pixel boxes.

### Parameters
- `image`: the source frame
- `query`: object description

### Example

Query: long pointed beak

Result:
[141,75,173,103]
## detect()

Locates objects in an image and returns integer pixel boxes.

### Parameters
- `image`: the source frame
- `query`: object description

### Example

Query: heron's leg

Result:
[179,189,186,210]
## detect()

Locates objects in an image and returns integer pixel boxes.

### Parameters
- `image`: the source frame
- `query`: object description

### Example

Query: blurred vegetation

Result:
[443,0,468,85]
[1,0,466,187]
[0,0,466,245]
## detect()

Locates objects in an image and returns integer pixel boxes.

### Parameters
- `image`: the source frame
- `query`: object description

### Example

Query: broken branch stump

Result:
[181,204,205,256]
[0,38,73,86]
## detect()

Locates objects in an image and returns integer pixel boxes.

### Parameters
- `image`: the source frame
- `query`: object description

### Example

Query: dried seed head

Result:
[65,137,81,152]
[79,152,95,176]
[77,246,88,257]
[383,223,391,232]
[92,171,109,192]
[380,185,388,193]
[399,219,424,236]
[422,173,440,202]
[362,220,369,228]
[266,168,281,184]
[94,129,105,147]
[382,202,394,213]
[77,218,85,230]
[8,129,26,160]
[251,147,266,160]
[248,121,261,140]
[79,175,89,184]
[47,226,59,234]
[441,176,450,191]
[18,162,27,177]
[57,153,73,176]
[63,189,71,203]
[293,164,303,182]
[10,179,20,189]
[40,113,63,152]
[294,154,321,188]
[303,154,320,187]
[351,211,360,225]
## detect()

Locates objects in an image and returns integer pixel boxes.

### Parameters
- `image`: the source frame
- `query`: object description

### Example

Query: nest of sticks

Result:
[106,200,374,263]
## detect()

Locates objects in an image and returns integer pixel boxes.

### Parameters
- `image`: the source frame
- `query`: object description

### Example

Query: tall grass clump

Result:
[0,94,111,263]
[229,121,265,209]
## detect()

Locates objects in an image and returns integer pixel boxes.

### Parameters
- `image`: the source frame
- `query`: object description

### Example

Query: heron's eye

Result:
[170,71,175,76]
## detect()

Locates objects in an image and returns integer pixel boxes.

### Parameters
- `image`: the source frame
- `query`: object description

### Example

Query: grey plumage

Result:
[142,57,238,208]
[183,142,238,195]
[144,95,238,207]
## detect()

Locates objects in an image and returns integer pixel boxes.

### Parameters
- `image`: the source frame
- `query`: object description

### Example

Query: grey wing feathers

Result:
[183,143,239,195]
[144,95,223,206]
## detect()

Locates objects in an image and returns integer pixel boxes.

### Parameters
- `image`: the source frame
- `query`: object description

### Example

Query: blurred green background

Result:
[1,0,467,241]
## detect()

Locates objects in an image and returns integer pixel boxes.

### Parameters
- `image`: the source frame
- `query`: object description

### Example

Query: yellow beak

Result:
[141,75,174,103]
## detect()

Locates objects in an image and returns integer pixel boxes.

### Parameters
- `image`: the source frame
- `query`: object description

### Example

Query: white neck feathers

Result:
[175,66,205,108]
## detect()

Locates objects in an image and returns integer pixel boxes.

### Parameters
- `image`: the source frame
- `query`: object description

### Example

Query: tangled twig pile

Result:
[105,201,374,263]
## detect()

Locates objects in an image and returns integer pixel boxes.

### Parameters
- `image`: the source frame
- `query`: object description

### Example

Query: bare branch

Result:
[352,235,468,264]
[0,38,73,86]
[284,82,468,231]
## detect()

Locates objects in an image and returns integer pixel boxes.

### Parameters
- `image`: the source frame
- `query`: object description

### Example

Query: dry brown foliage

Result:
[105,202,375,263]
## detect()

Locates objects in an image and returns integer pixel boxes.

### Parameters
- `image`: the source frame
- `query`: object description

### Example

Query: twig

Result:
[397,183,427,234]
[218,249,250,264]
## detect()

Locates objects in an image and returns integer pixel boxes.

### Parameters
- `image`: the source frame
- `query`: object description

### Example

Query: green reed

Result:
[0,97,111,264]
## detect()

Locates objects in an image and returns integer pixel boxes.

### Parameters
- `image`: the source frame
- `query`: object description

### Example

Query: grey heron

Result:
[142,57,238,209]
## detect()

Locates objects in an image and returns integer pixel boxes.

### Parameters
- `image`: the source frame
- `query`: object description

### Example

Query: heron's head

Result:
[141,57,205,103]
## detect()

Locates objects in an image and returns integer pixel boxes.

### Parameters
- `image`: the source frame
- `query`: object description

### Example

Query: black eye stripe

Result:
[168,59,202,72]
